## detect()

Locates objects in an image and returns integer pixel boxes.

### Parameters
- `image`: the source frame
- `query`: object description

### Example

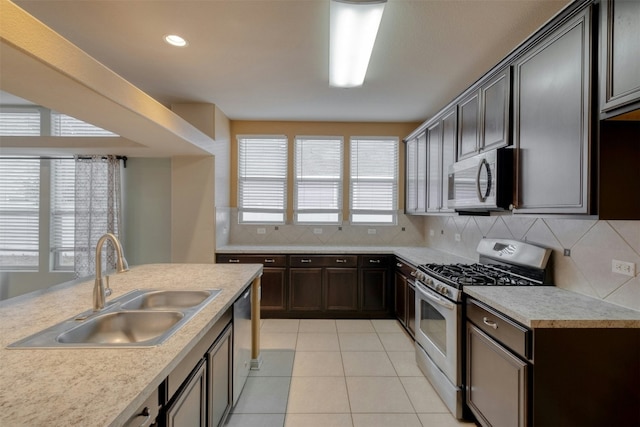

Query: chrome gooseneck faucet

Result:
[93,233,129,311]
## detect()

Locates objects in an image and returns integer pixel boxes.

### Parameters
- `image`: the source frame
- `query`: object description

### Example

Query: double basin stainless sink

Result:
[8,289,221,349]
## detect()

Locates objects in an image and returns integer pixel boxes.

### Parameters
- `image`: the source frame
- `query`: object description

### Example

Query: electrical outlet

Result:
[455,233,461,242]
[257,227,266,235]
[313,228,323,235]
[368,228,377,235]
[429,229,435,237]
[612,260,635,277]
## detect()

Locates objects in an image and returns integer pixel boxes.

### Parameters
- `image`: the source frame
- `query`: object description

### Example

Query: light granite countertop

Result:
[218,245,640,328]
[0,263,262,427]
[465,286,640,329]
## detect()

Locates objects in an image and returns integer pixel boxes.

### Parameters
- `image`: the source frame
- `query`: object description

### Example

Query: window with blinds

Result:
[51,112,117,137]
[294,136,343,224]
[238,136,288,224]
[0,106,117,137]
[0,158,40,269]
[0,108,41,136]
[350,137,398,224]
[51,159,75,270]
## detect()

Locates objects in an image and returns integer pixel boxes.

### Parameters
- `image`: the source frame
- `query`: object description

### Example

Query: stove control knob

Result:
[425,277,433,286]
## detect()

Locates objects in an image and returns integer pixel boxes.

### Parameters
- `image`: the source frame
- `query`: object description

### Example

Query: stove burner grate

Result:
[419,263,542,287]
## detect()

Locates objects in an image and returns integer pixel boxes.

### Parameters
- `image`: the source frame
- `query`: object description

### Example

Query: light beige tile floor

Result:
[226,319,476,427]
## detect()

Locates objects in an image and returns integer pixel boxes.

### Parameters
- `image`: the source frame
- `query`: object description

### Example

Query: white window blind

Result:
[51,159,75,270]
[350,137,398,224]
[294,136,343,224]
[238,136,288,224]
[51,112,118,137]
[0,109,41,136]
[0,158,40,269]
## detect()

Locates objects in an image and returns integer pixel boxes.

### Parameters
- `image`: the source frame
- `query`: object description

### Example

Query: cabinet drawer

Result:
[217,254,287,267]
[394,257,417,278]
[466,299,530,360]
[290,255,358,268]
[360,255,391,268]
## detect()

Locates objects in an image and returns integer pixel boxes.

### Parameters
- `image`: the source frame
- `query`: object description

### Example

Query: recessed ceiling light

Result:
[164,34,188,47]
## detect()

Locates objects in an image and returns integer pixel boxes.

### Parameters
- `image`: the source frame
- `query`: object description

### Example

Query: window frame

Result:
[349,136,399,225]
[293,135,344,225]
[237,135,288,224]
[0,157,41,270]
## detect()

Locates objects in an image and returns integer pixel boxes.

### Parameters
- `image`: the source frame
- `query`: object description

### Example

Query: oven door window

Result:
[420,299,447,356]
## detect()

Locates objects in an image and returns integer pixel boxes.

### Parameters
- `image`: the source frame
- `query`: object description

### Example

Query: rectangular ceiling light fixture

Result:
[330,0,387,88]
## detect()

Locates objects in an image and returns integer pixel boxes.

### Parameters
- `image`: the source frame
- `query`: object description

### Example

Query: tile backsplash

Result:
[424,216,640,312]
[222,207,639,312]
[226,209,426,247]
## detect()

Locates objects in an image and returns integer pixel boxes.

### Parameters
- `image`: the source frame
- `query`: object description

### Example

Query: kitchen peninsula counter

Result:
[0,263,262,427]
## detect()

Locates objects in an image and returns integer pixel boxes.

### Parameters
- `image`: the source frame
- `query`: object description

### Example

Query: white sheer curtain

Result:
[74,155,122,278]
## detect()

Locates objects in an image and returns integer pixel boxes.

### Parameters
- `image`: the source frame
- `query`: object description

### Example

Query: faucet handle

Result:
[105,276,112,297]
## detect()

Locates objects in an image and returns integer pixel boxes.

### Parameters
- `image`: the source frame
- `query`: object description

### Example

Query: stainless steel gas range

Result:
[413,238,552,419]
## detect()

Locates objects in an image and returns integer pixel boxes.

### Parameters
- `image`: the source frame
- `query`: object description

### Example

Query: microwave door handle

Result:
[416,283,455,310]
[476,158,490,202]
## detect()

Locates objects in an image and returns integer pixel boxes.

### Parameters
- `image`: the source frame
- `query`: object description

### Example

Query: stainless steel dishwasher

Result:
[232,286,252,406]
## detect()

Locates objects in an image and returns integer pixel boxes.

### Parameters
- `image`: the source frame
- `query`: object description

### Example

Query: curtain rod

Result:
[0,155,128,167]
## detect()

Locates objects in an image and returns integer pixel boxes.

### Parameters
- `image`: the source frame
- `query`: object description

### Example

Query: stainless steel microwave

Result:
[447,149,513,213]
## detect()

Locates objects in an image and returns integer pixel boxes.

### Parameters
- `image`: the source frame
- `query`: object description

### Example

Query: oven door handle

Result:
[416,282,455,310]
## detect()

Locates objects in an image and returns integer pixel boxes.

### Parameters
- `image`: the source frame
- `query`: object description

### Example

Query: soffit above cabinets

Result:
[0,0,215,157]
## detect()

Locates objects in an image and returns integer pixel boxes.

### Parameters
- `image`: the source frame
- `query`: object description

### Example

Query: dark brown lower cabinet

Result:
[360,268,387,312]
[359,255,392,314]
[394,257,416,338]
[406,282,416,337]
[467,323,528,427]
[216,255,287,316]
[217,253,393,318]
[325,267,358,311]
[289,267,323,311]
[466,298,640,427]
[260,267,287,312]
[159,309,233,427]
[394,271,407,326]
[207,324,232,427]
[165,360,207,427]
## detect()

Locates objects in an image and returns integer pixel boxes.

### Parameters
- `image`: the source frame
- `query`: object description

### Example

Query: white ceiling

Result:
[12,0,572,123]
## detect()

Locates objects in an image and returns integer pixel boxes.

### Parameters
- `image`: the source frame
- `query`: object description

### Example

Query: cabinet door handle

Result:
[396,263,403,268]
[410,271,417,277]
[132,407,151,427]
[482,317,498,329]
[301,259,312,263]
[229,259,240,263]
[336,259,347,263]
[369,259,381,264]
[264,258,275,263]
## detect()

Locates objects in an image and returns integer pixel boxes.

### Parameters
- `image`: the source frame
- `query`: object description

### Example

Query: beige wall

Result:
[229,120,419,219]
[171,156,216,263]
